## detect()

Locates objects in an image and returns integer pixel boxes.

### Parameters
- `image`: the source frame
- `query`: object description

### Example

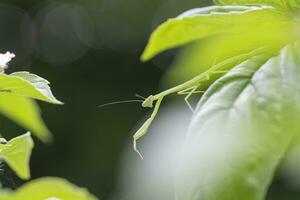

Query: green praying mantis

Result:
[133,47,269,159]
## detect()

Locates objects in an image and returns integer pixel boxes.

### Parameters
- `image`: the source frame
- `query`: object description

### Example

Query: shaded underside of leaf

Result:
[175,45,300,200]
[0,133,33,180]
[0,177,97,200]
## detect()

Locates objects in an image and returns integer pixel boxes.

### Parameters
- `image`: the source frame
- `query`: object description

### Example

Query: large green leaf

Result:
[176,46,300,200]
[141,5,291,61]
[0,133,33,180]
[0,93,51,142]
[0,71,62,105]
[0,177,97,200]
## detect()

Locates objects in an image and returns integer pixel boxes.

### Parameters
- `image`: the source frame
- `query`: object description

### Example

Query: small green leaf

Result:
[0,177,97,200]
[0,71,63,104]
[0,133,33,180]
[0,93,51,142]
[141,5,290,61]
[176,46,300,200]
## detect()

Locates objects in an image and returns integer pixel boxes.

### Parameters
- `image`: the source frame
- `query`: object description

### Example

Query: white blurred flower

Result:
[0,138,7,144]
[0,51,15,69]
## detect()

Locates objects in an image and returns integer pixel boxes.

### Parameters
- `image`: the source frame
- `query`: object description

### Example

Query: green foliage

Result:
[137,0,300,199]
[0,133,33,180]
[0,177,97,200]
[0,55,95,198]
[0,70,63,179]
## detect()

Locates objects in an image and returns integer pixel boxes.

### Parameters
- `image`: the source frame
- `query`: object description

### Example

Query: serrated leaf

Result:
[0,71,62,105]
[0,133,33,180]
[176,46,300,200]
[0,93,52,142]
[141,5,290,61]
[0,177,97,200]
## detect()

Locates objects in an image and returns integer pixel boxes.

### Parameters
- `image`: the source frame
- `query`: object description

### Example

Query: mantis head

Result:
[142,95,155,108]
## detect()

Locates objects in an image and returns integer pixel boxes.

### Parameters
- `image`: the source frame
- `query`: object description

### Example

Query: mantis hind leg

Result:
[178,85,204,113]
[211,70,230,74]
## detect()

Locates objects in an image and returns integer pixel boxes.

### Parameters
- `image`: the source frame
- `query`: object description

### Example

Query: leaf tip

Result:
[140,49,152,62]
[54,99,64,105]
[19,170,31,180]
[38,130,54,144]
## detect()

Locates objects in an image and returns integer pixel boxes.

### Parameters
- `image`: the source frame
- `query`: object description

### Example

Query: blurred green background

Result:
[0,0,299,199]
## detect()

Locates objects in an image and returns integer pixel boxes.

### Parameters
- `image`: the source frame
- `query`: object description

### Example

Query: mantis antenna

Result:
[135,94,147,100]
[98,100,144,108]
